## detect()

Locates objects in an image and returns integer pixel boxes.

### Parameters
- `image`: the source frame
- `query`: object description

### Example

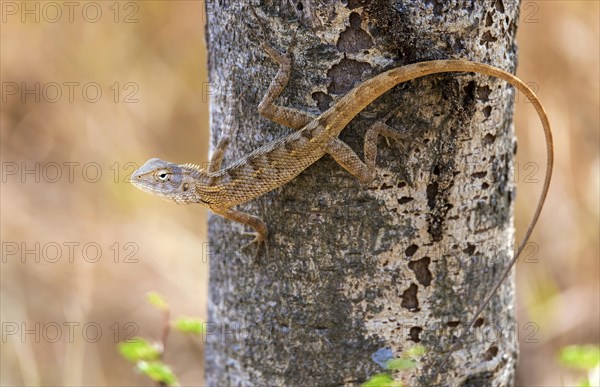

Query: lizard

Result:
[131,41,553,379]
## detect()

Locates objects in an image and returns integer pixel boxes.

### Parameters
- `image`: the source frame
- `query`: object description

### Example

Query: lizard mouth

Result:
[130,181,176,202]
[130,180,156,195]
[129,173,147,188]
[130,173,156,192]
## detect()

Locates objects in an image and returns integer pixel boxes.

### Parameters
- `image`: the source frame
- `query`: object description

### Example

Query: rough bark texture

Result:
[205,1,520,386]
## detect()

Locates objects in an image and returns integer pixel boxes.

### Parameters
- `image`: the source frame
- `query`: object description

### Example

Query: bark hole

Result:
[480,31,499,45]
[463,243,476,255]
[327,58,372,95]
[400,283,420,311]
[408,257,432,287]
[337,12,373,53]
[463,81,478,105]
[477,85,493,101]
[483,345,499,361]
[483,133,496,145]
[312,91,333,112]
[426,181,438,209]
[495,0,505,13]
[405,244,418,257]
[398,196,414,204]
[483,105,493,118]
[461,371,494,386]
[409,326,422,343]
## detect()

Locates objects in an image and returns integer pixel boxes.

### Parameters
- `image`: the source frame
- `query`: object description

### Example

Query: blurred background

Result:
[0,1,597,386]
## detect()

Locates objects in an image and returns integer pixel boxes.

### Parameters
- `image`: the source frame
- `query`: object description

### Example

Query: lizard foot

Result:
[241,231,269,262]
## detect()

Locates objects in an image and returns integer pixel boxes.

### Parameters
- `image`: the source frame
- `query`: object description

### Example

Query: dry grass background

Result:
[0,1,597,386]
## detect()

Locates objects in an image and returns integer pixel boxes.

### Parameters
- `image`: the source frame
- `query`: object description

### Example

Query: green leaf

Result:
[386,358,416,371]
[172,316,204,335]
[362,373,401,387]
[146,291,169,311]
[118,338,160,362]
[559,345,600,370]
[137,361,179,386]
[404,344,426,358]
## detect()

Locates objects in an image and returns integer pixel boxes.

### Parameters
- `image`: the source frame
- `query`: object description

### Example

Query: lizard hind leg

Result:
[326,138,375,183]
[326,108,412,183]
[363,120,414,174]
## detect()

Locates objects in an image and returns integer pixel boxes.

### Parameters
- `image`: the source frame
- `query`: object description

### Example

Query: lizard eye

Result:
[155,169,171,182]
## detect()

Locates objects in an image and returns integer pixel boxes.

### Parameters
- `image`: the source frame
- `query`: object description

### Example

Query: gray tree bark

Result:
[205,1,520,386]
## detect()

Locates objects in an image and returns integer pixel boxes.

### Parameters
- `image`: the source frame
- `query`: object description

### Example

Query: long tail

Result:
[321,59,554,379]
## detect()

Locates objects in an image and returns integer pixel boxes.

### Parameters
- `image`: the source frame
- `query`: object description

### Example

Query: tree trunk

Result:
[205,1,520,385]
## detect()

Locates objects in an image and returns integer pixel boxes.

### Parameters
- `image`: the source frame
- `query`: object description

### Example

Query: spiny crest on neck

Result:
[180,163,210,178]
[181,163,203,171]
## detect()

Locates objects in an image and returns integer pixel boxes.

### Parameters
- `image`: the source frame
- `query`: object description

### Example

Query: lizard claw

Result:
[241,231,265,245]
[241,231,269,262]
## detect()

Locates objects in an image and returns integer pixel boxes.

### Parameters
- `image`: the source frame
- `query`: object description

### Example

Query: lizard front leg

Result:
[206,42,312,256]
[207,122,234,189]
[208,135,230,172]
[211,206,268,254]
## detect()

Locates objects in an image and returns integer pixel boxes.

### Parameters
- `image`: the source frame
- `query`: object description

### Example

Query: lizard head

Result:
[131,158,203,204]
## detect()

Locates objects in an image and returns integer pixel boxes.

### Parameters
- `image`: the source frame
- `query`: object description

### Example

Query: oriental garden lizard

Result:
[131,42,553,379]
